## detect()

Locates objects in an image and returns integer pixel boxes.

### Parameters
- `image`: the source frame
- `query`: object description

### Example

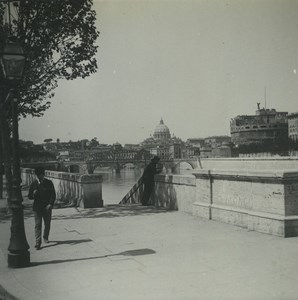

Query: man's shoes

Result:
[44,238,49,243]
[35,244,41,250]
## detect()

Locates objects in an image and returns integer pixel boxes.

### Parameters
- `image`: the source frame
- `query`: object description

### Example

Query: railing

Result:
[21,168,103,208]
[119,177,144,204]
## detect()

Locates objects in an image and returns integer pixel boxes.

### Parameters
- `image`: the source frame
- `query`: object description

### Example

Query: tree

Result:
[0,0,99,198]
[43,138,53,143]
[90,137,99,148]
[1,0,99,117]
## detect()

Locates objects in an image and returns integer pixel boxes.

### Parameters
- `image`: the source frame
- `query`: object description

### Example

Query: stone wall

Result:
[199,157,298,171]
[21,168,103,208]
[153,169,298,237]
[152,175,196,213]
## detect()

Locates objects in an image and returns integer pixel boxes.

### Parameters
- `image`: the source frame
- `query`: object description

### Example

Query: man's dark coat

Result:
[28,178,56,212]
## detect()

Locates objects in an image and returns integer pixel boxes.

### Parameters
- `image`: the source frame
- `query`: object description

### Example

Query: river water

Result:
[95,168,143,205]
[95,164,193,205]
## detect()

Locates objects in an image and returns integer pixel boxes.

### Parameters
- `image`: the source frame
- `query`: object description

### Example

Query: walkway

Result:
[0,194,298,300]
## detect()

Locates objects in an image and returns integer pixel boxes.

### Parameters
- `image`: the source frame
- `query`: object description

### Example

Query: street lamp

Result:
[1,39,30,268]
[1,41,25,81]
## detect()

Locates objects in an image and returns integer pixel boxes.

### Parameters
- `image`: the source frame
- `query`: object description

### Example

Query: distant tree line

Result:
[19,144,56,163]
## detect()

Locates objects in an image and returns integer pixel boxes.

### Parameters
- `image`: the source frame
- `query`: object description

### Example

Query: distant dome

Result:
[153,119,171,142]
[154,119,170,135]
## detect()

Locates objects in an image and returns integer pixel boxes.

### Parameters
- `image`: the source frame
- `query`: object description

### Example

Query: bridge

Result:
[21,148,200,174]
[62,156,199,175]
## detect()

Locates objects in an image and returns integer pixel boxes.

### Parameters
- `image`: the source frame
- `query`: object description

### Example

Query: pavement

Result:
[0,191,298,300]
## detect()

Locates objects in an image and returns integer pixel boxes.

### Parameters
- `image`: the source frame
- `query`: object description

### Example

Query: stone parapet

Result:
[193,169,298,237]
[152,169,298,237]
[153,174,196,212]
[21,168,103,208]
[199,157,298,171]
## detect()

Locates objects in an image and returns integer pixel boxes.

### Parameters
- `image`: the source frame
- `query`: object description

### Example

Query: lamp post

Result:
[1,40,30,268]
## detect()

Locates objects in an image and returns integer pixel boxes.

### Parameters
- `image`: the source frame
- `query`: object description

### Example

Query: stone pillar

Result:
[79,174,103,208]
[192,170,212,219]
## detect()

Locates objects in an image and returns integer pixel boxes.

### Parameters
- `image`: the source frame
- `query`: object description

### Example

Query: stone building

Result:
[230,105,288,147]
[211,142,232,157]
[288,112,298,142]
[186,136,231,158]
[153,118,171,142]
[169,143,182,159]
[204,136,231,148]
[141,118,184,159]
[186,138,205,148]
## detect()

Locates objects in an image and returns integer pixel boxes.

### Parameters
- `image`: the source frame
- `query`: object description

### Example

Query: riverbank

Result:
[0,196,298,299]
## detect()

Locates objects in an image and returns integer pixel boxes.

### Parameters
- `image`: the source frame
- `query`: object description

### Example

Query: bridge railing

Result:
[119,178,144,204]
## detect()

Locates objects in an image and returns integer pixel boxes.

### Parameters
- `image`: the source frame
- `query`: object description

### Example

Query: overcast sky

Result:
[19,0,298,145]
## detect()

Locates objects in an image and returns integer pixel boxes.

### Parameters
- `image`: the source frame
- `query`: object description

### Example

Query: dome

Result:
[154,119,170,135]
[153,119,171,142]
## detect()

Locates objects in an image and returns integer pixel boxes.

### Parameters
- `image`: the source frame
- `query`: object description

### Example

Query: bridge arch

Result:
[171,160,197,174]
[92,163,113,173]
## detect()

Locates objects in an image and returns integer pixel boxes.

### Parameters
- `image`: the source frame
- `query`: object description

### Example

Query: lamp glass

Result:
[1,42,25,81]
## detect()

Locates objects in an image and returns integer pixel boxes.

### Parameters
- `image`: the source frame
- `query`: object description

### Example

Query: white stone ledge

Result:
[200,157,298,162]
[193,201,210,208]
[193,169,298,183]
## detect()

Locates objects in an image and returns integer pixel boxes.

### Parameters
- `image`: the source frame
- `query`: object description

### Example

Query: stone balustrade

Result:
[21,168,103,208]
[152,169,298,237]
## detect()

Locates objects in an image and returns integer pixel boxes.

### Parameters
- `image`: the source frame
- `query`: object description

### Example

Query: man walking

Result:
[28,167,56,250]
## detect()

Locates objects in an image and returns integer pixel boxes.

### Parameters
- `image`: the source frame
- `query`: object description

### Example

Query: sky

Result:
[19,0,298,145]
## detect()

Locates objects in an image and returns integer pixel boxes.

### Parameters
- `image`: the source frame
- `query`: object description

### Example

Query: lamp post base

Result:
[8,250,30,268]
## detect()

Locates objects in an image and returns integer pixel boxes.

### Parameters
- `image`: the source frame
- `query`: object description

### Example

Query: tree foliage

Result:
[0,0,99,117]
[43,138,53,143]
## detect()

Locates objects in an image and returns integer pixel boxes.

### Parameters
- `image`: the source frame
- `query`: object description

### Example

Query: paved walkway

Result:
[0,193,298,300]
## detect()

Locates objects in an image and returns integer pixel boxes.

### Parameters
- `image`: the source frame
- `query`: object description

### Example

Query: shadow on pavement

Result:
[41,238,93,249]
[52,204,174,220]
[29,248,156,267]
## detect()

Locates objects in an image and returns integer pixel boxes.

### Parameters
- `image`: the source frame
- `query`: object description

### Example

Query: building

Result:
[169,143,182,159]
[288,112,298,142]
[211,142,232,158]
[186,138,205,148]
[185,136,232,158]
[230,105,288,149]
[124,144,142,151]
[153,118,171,142]
[204,136,231,148]
[141,118,184,159]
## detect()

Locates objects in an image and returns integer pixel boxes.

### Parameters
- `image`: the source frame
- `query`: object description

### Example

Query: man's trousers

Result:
[34,208,52,245]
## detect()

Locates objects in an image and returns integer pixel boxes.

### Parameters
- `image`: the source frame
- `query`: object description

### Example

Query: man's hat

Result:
[35,166,45,175]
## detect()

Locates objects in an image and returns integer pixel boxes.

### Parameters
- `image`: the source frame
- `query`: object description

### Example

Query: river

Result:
[95,163,193,205]
[95,168,143,205]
